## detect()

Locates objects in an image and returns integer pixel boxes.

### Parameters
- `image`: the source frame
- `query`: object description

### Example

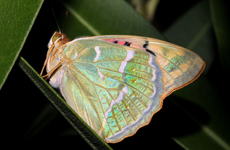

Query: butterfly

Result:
[40,31,205,143]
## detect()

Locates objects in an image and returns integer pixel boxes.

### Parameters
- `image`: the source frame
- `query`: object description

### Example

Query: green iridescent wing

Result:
[51,36,204,143]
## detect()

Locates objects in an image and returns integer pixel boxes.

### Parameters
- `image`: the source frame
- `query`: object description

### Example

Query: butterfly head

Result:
[40,31,70,77]
[48,31,70,49]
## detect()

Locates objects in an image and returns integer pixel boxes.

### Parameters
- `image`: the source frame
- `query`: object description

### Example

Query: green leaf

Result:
[0,0,44,89]
[60,0,164,38]
[125,0,160,21]
[210,0,230,74]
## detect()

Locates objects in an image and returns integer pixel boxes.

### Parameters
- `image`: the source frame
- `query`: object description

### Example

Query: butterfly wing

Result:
[54,36,204,143]
[90,35,205,97]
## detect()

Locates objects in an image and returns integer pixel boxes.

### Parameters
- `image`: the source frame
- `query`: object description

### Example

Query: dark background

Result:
[2,0,229,149]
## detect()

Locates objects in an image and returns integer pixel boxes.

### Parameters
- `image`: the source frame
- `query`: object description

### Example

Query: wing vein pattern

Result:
[49,36,205,143]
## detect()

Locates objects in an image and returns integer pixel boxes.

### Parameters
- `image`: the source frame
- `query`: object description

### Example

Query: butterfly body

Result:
[42,32,205,143]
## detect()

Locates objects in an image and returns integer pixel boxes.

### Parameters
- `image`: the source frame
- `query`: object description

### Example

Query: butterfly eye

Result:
[52,34,62,43]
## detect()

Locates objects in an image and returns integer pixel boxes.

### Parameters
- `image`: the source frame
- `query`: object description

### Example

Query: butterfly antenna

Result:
[51,6,61,32]
[62,11,69,33]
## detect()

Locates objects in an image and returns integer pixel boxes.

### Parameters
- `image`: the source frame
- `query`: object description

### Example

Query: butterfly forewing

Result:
[90,35,205,96]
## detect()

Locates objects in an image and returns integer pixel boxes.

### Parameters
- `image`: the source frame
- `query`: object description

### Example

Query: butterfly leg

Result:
[41,62,62,79]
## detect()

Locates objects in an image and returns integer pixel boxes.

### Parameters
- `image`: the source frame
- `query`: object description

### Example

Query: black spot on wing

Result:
[143,44,148,48]
[124,41,131,46]
[114,41,118,43]
[143,41,156,57]
[146,49,156,57]
[143,41,149,48]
